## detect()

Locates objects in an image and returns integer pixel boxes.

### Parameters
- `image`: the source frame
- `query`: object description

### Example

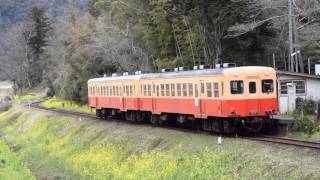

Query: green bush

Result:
[295,98,317,115]
[293,115,319,135]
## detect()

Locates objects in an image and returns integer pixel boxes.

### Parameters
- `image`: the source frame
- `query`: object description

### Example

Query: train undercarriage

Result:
[95,108,273,134]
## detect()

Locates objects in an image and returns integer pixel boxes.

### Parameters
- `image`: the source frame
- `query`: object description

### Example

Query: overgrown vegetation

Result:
[0,108,320,179]
[291,97,320,139]
[0,140,35,179]
[40,98,93,114]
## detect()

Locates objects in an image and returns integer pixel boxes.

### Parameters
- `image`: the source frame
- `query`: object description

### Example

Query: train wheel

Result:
[125,111,135,122]
[96,109,102,118]
[136,112,146,123]
[150,115,160,125]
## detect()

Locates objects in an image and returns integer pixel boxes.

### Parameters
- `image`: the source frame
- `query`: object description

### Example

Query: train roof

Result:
[88,66,275,83]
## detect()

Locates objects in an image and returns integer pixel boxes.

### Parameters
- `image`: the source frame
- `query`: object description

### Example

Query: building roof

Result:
[277,70,320,80]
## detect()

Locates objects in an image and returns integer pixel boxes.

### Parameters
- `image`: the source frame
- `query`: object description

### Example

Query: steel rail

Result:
[248,136,320,150]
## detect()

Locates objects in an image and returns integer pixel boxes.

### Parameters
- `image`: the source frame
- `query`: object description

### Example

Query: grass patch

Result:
[12,94,37,101]
[40,98,93,114]
[0,109,319,179]
[0,140,35,179]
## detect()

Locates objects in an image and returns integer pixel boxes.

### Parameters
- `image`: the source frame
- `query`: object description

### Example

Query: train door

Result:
[194,83,201,117]
[152,83,156,113]
[122,83,126,111]
[247,79,260,114]
[199,80,206,118]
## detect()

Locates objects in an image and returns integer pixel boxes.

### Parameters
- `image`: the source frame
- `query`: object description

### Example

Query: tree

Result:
[24,6,51,87]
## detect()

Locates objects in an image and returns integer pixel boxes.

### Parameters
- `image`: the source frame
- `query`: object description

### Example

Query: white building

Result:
[277,71,320,114]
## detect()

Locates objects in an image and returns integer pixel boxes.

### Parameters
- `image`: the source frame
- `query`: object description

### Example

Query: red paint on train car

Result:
[89,96,277,119]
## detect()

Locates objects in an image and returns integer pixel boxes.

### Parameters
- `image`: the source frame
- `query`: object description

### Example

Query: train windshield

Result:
[230,81,243,94]
[262,79,274,93]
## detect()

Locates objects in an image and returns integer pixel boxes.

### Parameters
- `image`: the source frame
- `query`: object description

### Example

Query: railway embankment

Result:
[0,105,320,179]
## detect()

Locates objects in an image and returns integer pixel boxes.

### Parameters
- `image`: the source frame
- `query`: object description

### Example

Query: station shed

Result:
[277,71,320,114]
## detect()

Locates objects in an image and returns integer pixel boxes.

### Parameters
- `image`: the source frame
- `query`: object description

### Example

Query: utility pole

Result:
[288,0,294,72]
[273,53,276,69]
[308,58,311,74]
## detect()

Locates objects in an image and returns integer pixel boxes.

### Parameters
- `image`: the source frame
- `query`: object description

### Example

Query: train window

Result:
[206,82,212,97]
[201,83,205,94]
[171,84,175,97]
[177,84,181,96]
[189,83,193,97]
[157,85,160,97]
[221,82,224,96]
[111,87,114,96]
[148,85,151,96]
[262,80,273,93]
[119,87,122,96]
[166,84,170,96]
[161,84,165,96]
[130,86,133,96]
[183,83,188,97]
[153,84,156,94]
[214,83,219,97]
[126,86,129,96]
[143,85,147,96]
[195,84,199,98]
[249,82,256,94]
[230,81,243,94]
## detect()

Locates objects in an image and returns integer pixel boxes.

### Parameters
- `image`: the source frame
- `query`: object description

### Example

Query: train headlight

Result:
[234,72,239,77]
[265,71,270,76]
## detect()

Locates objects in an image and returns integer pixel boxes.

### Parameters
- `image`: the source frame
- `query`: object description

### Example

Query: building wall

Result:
[306,79,320,101]
[277,74,320,114]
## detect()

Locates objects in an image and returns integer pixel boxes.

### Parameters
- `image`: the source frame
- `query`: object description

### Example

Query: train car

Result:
[88,66,278,133]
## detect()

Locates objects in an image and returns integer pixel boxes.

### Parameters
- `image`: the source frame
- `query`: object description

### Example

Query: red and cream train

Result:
[88,66,278,133]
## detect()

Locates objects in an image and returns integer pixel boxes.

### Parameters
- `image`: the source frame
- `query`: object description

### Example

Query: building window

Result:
[171,84,175,97]
[249,82,256,94]
[230,81,243,94]
[177,84,182,96]
[214,83,219,97]
[262,80,274,93]
[280,80,306,95]
[206,82,212,97]
[295,80,305,94]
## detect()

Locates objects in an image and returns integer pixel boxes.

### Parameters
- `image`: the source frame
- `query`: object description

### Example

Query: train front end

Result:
[222,67,278,132]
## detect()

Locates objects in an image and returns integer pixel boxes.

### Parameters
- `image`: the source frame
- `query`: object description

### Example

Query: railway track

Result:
[249,136,320,150]
[29,103,320,150]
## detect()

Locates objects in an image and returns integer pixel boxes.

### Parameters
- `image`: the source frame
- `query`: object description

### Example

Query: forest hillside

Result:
[0,0,319,103]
